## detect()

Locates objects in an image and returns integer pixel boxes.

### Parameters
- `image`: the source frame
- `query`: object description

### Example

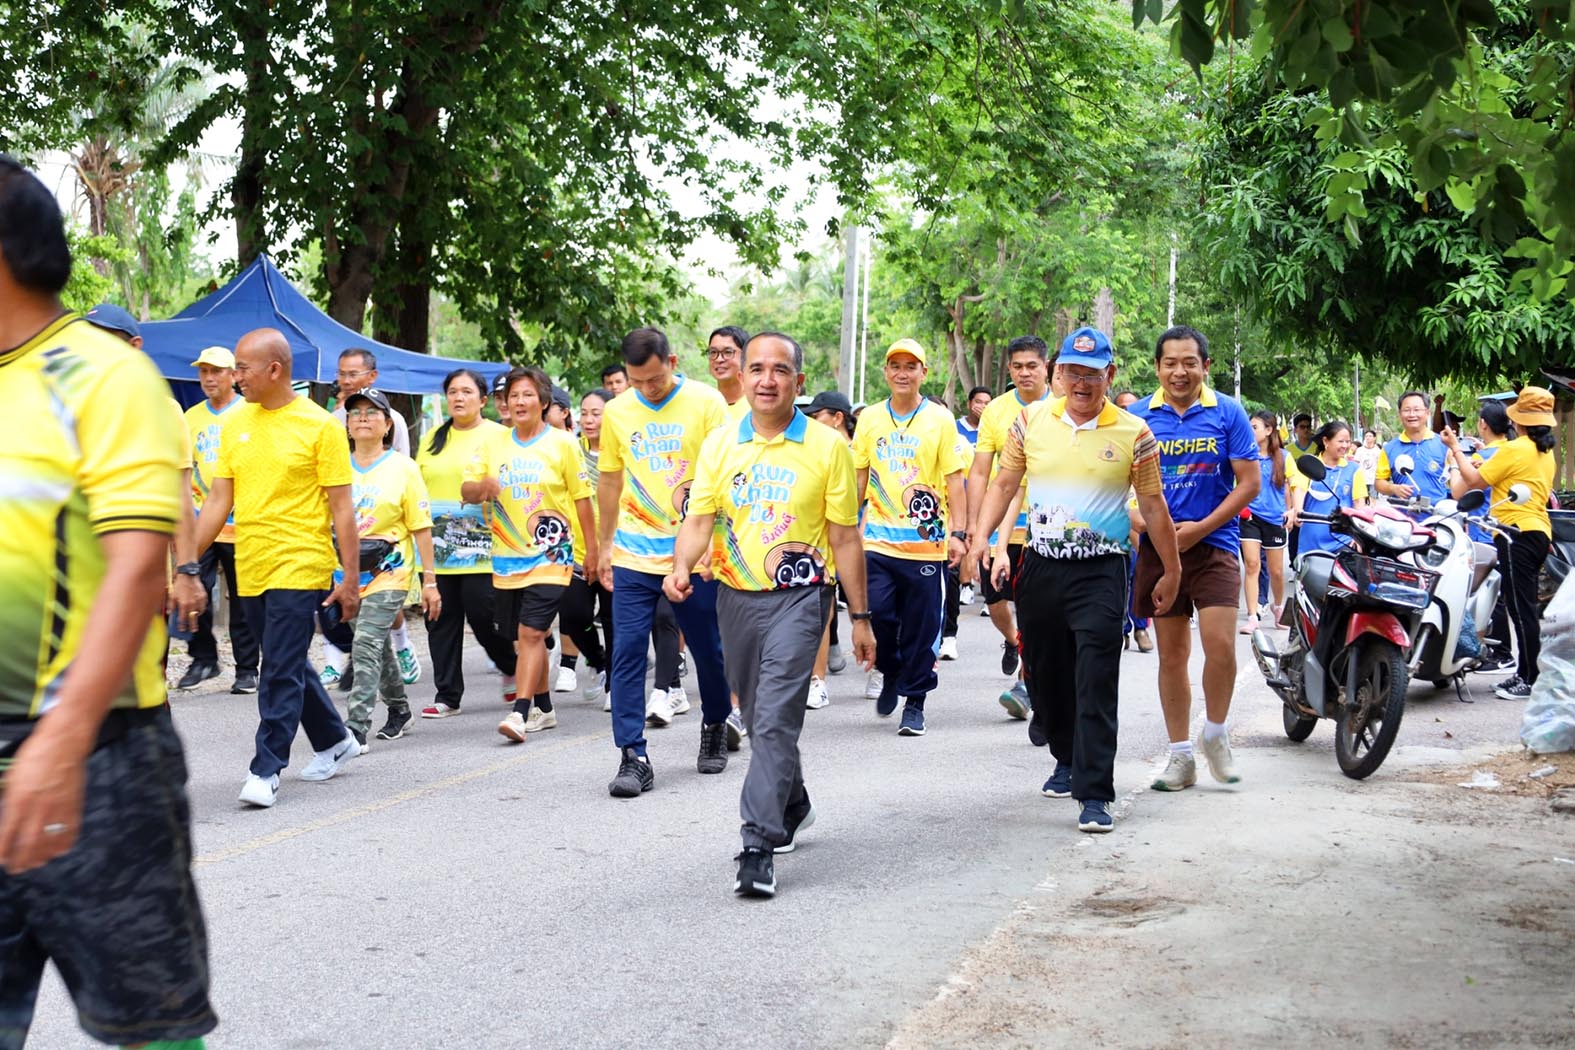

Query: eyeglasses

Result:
[345,407,383,419]
[1062,369,1106,387]
[707,348,738,361]
[337,369,371,381]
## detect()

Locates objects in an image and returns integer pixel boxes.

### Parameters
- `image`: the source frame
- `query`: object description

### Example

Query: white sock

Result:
[1169,740,1193,756]
[1202,719,1227,741]
[390,624,410,651]
[323,643,349,671]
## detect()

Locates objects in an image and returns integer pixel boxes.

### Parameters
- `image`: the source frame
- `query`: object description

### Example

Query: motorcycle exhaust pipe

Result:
[1250,629,1282,678]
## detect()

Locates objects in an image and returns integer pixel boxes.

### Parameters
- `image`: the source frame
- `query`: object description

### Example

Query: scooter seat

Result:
[1296,552,1336,603]
[1471,542,1497,593]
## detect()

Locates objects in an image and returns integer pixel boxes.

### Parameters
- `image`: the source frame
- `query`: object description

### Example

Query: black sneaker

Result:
[775,792,816,854]
[376,708,413,740]
[609,747,654,797]
[349,727,369,755]
[337,665,355,693]
[698,723,729,774]
[231,670,259,694]
[1000,642,1020,676]
[1473,653,1515,674]
[1495,675,1532,701]
[734,847,777,898]
[1028,717,1047,747]
[177,661,219,690]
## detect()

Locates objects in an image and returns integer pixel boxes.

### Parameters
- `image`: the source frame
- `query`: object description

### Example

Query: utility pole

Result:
[1167,231,1178,328]
[838,225,861,399]
[1353,360,1362,434]
[859,235,872,405]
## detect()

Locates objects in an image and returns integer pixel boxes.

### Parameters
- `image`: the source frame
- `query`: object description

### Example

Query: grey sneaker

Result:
[1197,731,1241,784]
[299,734,358,781]
[1150,750,1197,792]
[827,644,847,675]
[725,708,746,751]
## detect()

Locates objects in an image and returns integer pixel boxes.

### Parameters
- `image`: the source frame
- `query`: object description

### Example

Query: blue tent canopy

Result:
[137,255,510,394]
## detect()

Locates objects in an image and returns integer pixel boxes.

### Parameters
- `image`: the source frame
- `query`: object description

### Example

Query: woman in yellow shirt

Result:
[463,367,597,742]
[341,389,441,751]
[1443,387,1559,701]
[415,369,515,717]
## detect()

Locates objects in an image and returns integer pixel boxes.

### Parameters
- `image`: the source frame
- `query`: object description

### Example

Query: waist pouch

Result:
[359,538,395,573]
[0,706,166,780]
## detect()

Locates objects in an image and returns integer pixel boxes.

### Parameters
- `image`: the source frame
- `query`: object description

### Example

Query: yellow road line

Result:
[196,731,605,868]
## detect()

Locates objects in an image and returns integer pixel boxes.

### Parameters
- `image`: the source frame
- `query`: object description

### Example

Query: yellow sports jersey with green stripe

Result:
[689,410,859,591]
[0,315,184,719]
[598,377,728,574]
[853,399,969,560]
[976,388,1046,544]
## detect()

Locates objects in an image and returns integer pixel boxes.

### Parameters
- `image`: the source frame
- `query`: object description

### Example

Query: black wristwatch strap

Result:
[175,562,202,577]
[950,529,968,541]
[849,611,872,621]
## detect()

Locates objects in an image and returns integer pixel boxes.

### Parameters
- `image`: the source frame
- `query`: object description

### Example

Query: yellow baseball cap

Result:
[884,338,927,366]
[190,346,236,369]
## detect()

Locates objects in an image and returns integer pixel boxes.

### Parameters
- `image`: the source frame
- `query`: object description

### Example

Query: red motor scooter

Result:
[1251,456,1441,779]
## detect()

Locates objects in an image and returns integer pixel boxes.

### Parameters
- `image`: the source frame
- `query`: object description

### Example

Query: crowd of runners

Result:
[1,153,1564,1049]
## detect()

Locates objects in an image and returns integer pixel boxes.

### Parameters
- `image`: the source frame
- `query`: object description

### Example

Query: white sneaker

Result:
[603,692,612,713]
[239,773,280,808]
[524,707,558,733]
[646,689,674,727]
[667,683,691,715]
[584,668,606,703]
[299,734,358,782]
[420,702,461,718]
[938,636,959,661]
[318,664,343,688]
[1150,750,1197,792]
[1198,730,1242,784]
[807,676,830,709]
[554,666,577,693]
[498,711,528,742]
[864,671,885,700]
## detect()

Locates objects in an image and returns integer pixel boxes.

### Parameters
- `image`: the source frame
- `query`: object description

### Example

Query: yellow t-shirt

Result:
[853,399,969,560]
[689,410,859,591]
[998,398,1161,560]
[0,315,183,718]
[465,426,591,588]
[416,417,505,574]
[975,388,1046,544]
[214,395,352,595]
[332,450,433,596]
[598,377,729,574]
[725,397,750,424]
[1478,436,1556,536]
[185,397,243,543]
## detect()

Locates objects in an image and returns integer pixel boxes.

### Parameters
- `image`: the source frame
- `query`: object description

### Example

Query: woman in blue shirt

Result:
[1241,410,1288,632]
[1287,420,1370,558]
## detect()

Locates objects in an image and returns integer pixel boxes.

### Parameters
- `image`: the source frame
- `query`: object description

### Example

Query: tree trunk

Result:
[233,5,269,267]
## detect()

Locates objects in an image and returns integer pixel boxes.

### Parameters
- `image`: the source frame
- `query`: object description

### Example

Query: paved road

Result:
[27,602,1531,1049]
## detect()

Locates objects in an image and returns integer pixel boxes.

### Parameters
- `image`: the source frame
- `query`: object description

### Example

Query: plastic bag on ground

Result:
[1522,570,1575,754]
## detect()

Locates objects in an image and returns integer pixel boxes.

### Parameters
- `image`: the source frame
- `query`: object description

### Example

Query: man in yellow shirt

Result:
[597,328,731,796]
[181,344,261,693]
[971,329,1180,833]
[196,327,364,809]
[0,155,217,1047]
[666,331,875,897]
[853,339,968,736]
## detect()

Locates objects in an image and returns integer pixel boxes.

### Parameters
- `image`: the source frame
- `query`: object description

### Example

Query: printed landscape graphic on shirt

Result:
[1028,502,1127,560]
[430,504,492,570]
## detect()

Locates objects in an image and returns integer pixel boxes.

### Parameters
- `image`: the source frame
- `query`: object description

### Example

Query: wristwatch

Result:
[849,610,873,621]
[175,562,202,577]
[950,530,968,542]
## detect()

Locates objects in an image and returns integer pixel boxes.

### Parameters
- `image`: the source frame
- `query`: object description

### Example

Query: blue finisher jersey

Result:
[1376,432,1451,510]
[1249,449,1288,526]
[1129,387,1258,556]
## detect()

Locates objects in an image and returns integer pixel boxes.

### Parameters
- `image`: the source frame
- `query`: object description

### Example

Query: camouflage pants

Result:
[346,588,410,736]
[0,707,216,1048]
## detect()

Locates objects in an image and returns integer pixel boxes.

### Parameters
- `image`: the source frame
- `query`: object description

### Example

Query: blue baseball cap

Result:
[1057,327,1113,370]
[84,302,141,341]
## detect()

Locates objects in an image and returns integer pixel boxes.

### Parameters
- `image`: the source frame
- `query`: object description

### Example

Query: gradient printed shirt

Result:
[1129,387,1258,556]
[466,426,591,588]
[598,378,728,574]
[998,397,1161,560]
[689,410,859,591]
[416,418,505,574]
[185,397,242,543]
[0,314,184,719]
[334,450,432,596]
[854,399,969,560]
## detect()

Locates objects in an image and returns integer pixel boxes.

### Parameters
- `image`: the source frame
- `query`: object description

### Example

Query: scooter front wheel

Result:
[1334,637,1407,779]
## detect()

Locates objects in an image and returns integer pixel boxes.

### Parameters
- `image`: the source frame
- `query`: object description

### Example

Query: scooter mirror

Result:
[1394,453,1415,475]
[1296,454,1326,481]
[1509,483,1532,505]
[1456,489,1487,513]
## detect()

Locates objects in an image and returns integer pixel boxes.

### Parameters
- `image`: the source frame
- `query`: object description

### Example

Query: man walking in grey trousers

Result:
[665,331,876,898]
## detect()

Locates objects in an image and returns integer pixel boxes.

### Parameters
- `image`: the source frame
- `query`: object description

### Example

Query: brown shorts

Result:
[1133,540,1240,618]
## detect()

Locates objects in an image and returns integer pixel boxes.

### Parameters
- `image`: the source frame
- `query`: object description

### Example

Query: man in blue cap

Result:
[970,326,1179,832]
[1127,325,1259,793]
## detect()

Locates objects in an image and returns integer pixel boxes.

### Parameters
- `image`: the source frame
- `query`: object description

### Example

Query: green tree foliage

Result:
[1136,0,1575,298]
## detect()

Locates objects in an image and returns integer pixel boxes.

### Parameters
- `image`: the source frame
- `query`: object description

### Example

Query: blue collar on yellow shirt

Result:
[736,408,809,444]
